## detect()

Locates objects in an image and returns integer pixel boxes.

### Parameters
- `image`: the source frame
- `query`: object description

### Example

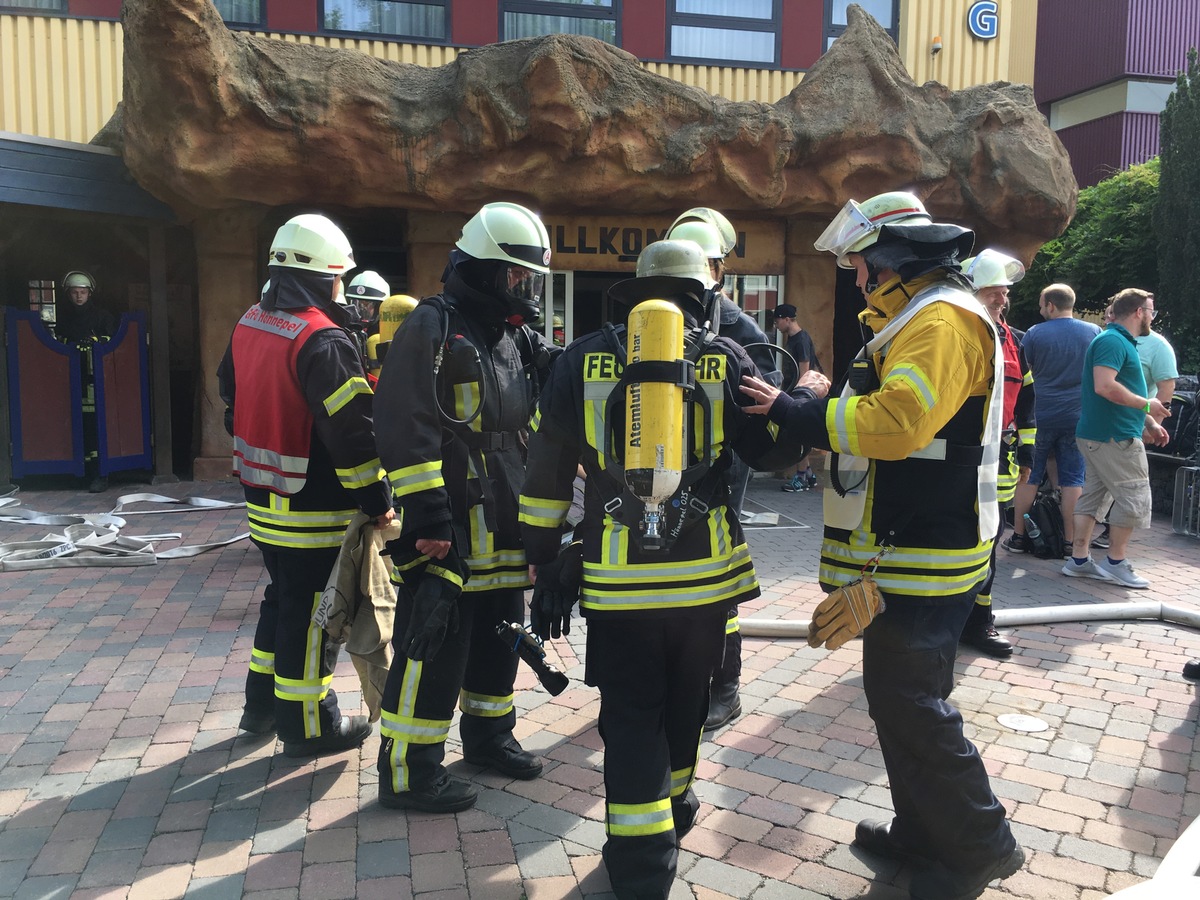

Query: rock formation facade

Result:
[106,0,1074,257]
[100,0,1077,474]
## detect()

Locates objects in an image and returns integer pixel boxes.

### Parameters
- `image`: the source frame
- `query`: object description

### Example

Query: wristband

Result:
[1143,401,1151,414]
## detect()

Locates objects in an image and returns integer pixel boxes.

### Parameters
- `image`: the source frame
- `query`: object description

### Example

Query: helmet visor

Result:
[504,265,544,324]
[814,200,876,268]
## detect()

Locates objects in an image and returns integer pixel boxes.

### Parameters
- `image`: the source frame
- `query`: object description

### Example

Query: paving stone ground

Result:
[0,471,1197,899]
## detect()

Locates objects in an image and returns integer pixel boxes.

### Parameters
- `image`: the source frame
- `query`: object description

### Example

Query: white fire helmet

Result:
[668,207,737,258]
[62,270,96,292]
[814,191,931,268]
[963,249,1026,290]
[269,214,356,274]
[456,202,551,275]
[347,270,390,301]
[666,220,726,260]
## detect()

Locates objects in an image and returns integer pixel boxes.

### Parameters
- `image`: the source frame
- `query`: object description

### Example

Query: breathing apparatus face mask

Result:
[499,263,544,325]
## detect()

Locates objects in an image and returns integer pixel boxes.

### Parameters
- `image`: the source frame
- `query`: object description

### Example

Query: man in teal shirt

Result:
[1064,289,1170,587]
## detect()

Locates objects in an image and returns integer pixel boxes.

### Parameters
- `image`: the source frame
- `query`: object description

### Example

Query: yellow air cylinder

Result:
[625,299,686,547]
[365,333,382,370]
[377,294,419,345]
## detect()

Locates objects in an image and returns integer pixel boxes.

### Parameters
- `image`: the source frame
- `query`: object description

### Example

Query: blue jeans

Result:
[1030,425,1086,487]
[862,589,1016,870]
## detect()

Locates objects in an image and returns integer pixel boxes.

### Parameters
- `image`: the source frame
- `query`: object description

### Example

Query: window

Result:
[1,0,66,9]
[668,0,781,66]
[213,0,262,27]
[323,0,448,41]
[824,0,898,51]
[501,1,618,45]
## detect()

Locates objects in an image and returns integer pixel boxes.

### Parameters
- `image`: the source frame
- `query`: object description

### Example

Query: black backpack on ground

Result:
[1026,489,1066,560]
[1165,390,1198,459]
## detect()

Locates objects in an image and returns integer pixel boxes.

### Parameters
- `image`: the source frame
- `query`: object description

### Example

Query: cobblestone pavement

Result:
[0,472,1197,899]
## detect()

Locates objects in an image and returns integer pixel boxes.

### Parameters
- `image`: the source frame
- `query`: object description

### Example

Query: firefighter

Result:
[373,201,556,814]
[55,270,116,344]
[739,192,1024,898]
[518,239,825,899]
[346,269,389,335]
[217,213,392,758]
[55,270,119,492]
[666,212,783,733]
[959,249,1034,659]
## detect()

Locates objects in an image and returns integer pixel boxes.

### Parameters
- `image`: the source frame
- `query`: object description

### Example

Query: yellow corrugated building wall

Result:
[0,4,1036,145]
[0,15,122,144]
[902,0,1037,89]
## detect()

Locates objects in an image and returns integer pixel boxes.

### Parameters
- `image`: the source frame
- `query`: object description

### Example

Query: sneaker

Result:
[282,715,371,758]
[1061,557,1115,582]
[1090,525,1111,550]
[802,469,819,489]
[1094,557,1150,589]
[781,473,807,492]
[1001,532,1032,553]
[379,771,478,813]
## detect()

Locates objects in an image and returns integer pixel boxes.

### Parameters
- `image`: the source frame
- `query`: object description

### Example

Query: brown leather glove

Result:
[807,576,885,651]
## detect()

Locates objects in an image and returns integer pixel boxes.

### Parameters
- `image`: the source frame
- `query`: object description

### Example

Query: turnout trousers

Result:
[586,608,728,900]
[244,543,344,742]
[967,504,1007,629]
[378,586,524,792]
[862,586,1016,872]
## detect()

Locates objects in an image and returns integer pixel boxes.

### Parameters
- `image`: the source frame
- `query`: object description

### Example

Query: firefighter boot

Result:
[958,608,1013,659]
[703,678,742,732]
[463,733,543,780]
[237,705,276,736]
[460,714,542,780]
[282,715,372,758]
[379,767,478,814]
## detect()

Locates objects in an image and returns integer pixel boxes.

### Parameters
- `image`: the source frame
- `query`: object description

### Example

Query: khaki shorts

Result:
[1075,437,1152,529]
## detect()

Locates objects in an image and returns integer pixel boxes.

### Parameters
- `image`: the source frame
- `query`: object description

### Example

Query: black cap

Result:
[773,304,797,319]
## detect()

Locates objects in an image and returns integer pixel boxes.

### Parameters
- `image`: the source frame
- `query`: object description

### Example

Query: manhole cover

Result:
[997,713,1049,733]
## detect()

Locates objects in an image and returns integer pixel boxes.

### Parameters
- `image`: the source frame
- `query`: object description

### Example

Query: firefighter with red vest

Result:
[959,249,1035,658]
[218,213,393,758]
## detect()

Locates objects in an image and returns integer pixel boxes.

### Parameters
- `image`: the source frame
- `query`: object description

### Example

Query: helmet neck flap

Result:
[260,265,343,322]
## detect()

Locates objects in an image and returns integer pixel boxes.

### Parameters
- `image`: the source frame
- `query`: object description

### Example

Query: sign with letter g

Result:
[968,0,999,40]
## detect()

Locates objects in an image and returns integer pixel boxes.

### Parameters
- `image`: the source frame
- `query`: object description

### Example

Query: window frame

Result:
[823,0,900,51]
[318,0,450,43]
[499,0,621,45]
[666,0,782,67]
[212,0,264,28]
[0,0,68,12]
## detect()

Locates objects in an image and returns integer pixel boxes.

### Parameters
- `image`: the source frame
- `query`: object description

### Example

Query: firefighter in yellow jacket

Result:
[218,213,393,758]
[740,193,1024,900]
[519,239,824,899]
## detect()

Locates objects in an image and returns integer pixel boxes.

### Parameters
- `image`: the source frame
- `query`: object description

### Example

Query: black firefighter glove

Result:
[530,541,583,641]
[393,546,472,662]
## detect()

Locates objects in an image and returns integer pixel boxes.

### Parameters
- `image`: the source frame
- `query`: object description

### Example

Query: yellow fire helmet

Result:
[377,294,419,345]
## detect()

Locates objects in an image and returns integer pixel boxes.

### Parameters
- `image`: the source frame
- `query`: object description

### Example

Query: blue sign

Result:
[968,0,999,40]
